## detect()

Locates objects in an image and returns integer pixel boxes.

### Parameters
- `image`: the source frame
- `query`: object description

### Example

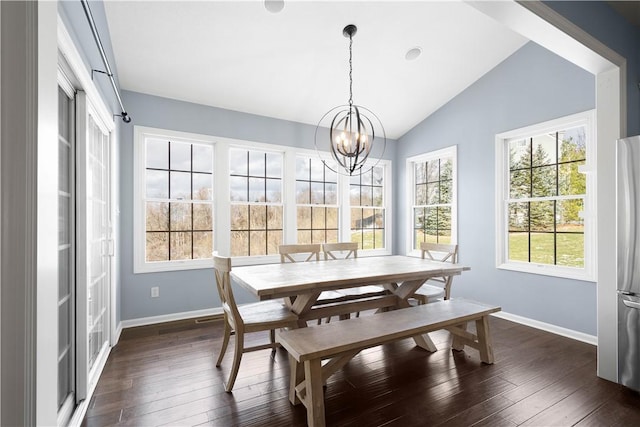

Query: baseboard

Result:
[121,307,225,329]
[492,311,597,346]
[67,344,112,427]
[113,322,123,345]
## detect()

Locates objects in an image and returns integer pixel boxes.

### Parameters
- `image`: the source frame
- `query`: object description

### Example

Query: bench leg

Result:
[451,321,468,351]
[289,354,304,405]
[475,315,495,364]
[304,358,326,427]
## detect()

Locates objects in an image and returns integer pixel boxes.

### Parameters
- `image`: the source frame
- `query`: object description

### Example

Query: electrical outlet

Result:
[151,286,159,298]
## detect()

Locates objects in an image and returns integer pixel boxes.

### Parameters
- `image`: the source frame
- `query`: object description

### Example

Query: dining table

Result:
[230,255,470,351]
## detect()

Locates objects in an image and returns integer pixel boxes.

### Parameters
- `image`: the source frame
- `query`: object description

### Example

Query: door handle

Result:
[623,299,640,310]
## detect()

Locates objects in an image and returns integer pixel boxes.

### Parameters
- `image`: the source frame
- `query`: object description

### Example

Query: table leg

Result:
[412,334,438,352]
[395,278,438,352]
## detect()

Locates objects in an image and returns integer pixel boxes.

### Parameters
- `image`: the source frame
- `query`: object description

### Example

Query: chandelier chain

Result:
[348,34,353,106]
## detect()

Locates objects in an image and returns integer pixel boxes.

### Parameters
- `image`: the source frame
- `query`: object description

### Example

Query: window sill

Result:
[134,258,214,274]
[497,261,595,282]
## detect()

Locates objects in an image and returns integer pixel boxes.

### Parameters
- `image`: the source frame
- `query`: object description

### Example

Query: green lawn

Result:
[509,232,584,267]
[351,229,384,250]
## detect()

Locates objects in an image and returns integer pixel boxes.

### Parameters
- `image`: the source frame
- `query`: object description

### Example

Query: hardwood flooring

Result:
[82,314,640,426]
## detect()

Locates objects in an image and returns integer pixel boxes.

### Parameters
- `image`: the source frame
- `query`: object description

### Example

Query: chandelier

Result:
[315,24,386,176]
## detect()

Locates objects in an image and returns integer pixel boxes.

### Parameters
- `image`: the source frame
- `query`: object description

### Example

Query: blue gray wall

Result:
[545,1,640,137]
[396,42,597,334]
[119,91,398,320]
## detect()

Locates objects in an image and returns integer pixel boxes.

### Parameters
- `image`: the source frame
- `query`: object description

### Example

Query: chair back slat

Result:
[419,243,459,299]
[278,244,321,263]
[420,242,458,263]
[213,255,242,327]
[322,242,358,260]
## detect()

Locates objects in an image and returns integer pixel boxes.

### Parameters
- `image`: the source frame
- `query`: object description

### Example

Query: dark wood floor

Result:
[82,314,640,427]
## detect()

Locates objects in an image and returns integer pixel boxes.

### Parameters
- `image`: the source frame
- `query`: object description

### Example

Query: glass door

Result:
[76,91,112,400]
[57,82,76,426]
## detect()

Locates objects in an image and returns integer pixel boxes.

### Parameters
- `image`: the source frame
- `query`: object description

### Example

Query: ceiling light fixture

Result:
[315,24,386,176]
[264,0,284,14]
[405,47,422,61]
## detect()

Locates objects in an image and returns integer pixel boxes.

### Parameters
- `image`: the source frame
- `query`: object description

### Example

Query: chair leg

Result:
[216,320,232,367]
[225,330,244,392]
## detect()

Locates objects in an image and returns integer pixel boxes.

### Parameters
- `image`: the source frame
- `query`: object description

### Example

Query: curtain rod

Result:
[81,0,131,123]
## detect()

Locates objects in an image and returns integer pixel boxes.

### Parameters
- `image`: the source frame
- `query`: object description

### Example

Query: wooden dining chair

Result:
[412,242,459,305]
[213,255,299,392]
[279,243,348,323]
[322,242,388,318]
[279,243,321,263]
[322,242,359,260]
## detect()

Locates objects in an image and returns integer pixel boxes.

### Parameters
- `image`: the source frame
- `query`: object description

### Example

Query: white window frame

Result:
[294,154,341,245]
[495,110,596,281]
[405,146,458,257]
[133,126,217,273]
[345,158,393,256]
[134,127,392,271]
[227,144,285,262]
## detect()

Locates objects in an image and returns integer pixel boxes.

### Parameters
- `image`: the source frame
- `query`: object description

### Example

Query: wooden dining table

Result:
[230,255,470,351]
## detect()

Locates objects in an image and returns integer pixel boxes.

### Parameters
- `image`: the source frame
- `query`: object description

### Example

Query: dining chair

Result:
[279,243,322,263]
[213,255,299,392]
[279,243,347,323]
[322,242,388,318]
[412,242,459,305]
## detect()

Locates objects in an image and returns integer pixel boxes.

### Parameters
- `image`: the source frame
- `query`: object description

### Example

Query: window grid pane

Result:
[412,155,453,248]
[145,138,214,262]
[295,156,340,244]
[231,149,283,256]
[350,166,385,250]
[506,125,586,267]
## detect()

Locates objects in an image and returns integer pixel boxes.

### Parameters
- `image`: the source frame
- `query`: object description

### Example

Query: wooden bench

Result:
[276,298,501,427]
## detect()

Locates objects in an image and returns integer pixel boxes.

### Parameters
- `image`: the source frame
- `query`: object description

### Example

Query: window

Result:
[295,156,339,244]
[135,127,392,271]
[407,146,457,256]
[350,165,386,250]
[135,128,215,272]
[495,111,595,280]
[229,148,283,256]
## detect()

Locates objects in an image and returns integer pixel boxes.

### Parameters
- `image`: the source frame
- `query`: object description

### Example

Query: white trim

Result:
[37,2,59,424]
[120,307,224,329]
[466,1,622,75]
[491,311,597,346]
[113,322,123,346]
[405,145,458,257]
[494,110,596,282]
[66,346,112,427]
[595,67,623,382]
[0,4,3,422]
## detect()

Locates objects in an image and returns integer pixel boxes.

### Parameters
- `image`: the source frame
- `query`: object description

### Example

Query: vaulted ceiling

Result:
[104,1,528,139]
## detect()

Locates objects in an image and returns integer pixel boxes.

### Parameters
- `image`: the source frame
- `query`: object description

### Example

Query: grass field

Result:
[352,229,385,250]
[509,232,584,267]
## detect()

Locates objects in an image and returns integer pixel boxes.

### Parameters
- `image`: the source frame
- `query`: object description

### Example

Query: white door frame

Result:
[58,15,117,426]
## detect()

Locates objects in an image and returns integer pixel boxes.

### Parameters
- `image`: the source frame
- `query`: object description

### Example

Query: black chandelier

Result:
[315,24,386,176]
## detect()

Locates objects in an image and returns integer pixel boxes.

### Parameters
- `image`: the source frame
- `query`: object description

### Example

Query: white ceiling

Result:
[104,1,528,139]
